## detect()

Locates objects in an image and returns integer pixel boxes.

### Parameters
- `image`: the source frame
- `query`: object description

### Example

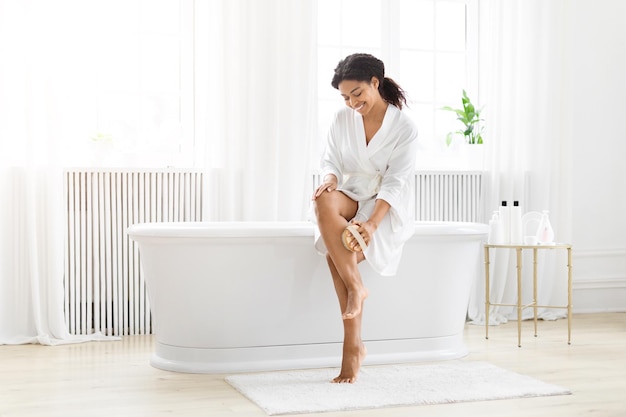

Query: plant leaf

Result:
[442,90,486,145]
[445,132,454,146]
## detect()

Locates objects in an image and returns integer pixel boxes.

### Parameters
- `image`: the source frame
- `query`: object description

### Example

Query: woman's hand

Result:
[312,175,338,200]
[347,219,378,251]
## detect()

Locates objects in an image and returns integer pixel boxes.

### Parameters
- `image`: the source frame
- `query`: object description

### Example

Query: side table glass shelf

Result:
[484,243,573,347]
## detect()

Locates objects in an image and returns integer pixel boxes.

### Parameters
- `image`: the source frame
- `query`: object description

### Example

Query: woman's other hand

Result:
[312,175,338,200]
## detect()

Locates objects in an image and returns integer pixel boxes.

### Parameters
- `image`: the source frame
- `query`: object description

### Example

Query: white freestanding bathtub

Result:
[127,221,488,374]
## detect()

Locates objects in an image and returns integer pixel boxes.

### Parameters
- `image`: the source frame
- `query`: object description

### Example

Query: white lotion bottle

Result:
[510,201,523,245]
[499,201,510,244]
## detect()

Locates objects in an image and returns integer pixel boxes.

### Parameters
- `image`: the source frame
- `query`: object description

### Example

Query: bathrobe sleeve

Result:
[319,112,344,185]
[375,116,419,233]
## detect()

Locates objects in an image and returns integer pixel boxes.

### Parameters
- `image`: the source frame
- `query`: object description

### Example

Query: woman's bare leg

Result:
[327,254,367,383]
[314,190,369,319]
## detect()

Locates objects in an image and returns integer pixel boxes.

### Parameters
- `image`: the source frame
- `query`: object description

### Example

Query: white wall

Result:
[569,0,626,312]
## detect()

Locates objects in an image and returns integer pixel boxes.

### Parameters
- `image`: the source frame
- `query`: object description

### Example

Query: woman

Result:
[312,53,418,383]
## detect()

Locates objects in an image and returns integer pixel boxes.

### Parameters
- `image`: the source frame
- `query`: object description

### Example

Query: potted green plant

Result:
[441,90,484,145]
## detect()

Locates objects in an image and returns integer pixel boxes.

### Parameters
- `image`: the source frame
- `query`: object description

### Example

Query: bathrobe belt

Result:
[344,172,383,196]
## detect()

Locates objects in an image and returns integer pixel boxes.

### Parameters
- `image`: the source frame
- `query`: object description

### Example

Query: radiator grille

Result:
[415,171,483,222]
[63,169,203,336]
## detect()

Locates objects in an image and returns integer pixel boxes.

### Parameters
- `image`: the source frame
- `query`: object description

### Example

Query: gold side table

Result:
[484,243,573,347]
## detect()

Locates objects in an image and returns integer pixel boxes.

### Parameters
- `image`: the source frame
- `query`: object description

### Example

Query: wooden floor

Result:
[1,313,625,417]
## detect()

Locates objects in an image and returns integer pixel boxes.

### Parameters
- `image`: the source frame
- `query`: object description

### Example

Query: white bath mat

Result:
[225,361,571,415]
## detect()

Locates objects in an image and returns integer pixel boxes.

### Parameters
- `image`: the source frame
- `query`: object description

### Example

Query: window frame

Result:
[315,0,481,171]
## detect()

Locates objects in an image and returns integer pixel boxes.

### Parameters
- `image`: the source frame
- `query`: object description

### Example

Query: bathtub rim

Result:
[127,221,488,239]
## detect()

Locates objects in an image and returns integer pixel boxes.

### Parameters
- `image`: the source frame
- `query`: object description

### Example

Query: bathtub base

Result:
[128,221,488,375]
[151,334,468,374]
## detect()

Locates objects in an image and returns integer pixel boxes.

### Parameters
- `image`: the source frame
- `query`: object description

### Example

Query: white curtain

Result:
[468,0,573,323]
[200,0,317,221]
[0,0,116,344]
[0,0,317,343]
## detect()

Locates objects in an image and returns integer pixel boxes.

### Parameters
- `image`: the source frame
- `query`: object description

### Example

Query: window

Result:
[66,0,194,168]
[61,1,477,169]
[316,0,479,169]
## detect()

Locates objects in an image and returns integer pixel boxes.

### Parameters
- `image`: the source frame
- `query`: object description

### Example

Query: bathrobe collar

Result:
[354,104,398,158]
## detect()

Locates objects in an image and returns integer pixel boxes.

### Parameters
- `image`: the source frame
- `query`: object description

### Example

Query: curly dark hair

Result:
[331,53,407,110]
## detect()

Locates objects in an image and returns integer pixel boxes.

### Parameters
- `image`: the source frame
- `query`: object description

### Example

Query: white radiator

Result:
[313,171,484,222]
[64,169,203,336]
[415,171,483,222]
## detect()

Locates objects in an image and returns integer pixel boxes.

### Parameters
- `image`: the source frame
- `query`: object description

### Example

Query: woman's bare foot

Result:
[342,287,368,320]
[332,343,367,383]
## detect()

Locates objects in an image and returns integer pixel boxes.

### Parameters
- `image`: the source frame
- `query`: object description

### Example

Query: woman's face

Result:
[338,77,382,116]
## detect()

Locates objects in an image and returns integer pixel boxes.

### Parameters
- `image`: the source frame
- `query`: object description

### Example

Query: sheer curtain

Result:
[1,0,317,343]
[468,0,573,323]
[199,0,317,221]
[0,0,116,344]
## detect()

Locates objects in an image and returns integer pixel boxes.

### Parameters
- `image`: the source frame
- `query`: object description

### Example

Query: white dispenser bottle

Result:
[488,211,502,244]
[536,210,555,244]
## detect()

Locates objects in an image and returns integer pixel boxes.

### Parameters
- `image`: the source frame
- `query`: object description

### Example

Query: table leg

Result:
[484,246,490,340]
[516,248,523,347]
[533,247,538,337]
[567,247,573,345]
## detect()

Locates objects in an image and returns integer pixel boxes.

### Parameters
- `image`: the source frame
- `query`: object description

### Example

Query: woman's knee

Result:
[315,190,356,221]
[313,191,337,220]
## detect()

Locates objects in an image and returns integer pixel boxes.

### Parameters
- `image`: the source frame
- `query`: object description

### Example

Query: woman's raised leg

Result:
[313,190,368,320]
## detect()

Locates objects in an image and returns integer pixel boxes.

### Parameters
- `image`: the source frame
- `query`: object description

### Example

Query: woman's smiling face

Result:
[338,77,381,116]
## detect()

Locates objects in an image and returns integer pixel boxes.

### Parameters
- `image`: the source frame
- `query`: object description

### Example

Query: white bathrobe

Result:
[314,104,418,276]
